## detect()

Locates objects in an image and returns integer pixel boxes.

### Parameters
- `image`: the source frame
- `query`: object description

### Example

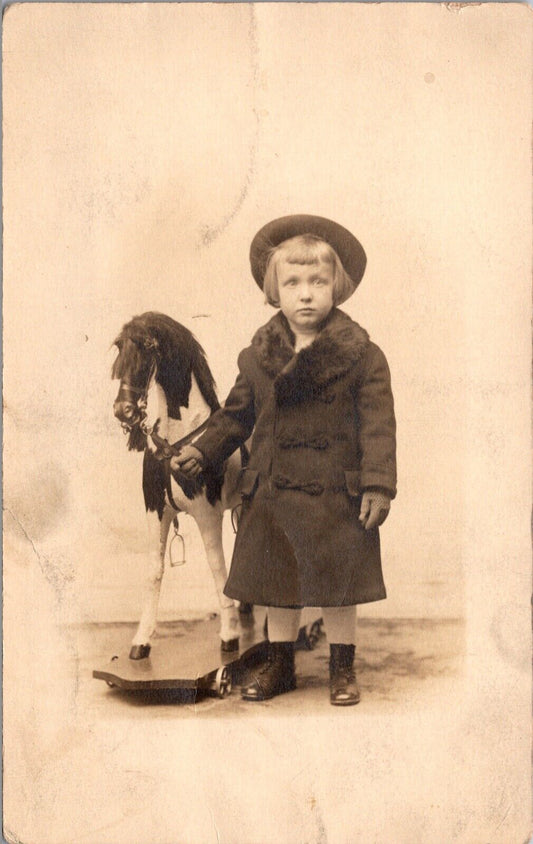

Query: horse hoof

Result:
[220,637,239,653]
[129,643,151,660]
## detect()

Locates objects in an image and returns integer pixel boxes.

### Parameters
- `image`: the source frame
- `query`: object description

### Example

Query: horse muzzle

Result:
[113,382,149,432]
[113,398,142,430]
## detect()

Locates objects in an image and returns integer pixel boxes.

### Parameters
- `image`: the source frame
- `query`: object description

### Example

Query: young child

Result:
[173,214,396,706]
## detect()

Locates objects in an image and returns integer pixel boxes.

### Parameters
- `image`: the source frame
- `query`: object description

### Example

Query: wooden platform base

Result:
[93,610,323,699]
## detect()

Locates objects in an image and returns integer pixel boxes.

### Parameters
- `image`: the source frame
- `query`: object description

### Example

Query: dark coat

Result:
[196,308,397,607]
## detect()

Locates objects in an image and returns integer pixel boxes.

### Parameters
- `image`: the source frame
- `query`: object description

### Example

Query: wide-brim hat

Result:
[249,214,367,303]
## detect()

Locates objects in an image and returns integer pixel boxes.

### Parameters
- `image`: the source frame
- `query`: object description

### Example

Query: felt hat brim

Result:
[249,214,367,302]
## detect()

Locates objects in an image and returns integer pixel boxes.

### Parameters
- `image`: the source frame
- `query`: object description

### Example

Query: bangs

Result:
[277,235,335,266]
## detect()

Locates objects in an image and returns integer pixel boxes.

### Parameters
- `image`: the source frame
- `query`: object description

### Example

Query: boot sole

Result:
[330,696,360,706]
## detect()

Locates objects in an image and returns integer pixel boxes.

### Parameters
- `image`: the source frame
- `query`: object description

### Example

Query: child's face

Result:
[277,258,334,333]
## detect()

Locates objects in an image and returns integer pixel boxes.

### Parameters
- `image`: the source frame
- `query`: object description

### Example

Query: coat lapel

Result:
[251,309,370,405]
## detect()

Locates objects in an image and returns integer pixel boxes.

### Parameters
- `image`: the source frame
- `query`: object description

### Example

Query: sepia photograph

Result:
[3,3,532,842]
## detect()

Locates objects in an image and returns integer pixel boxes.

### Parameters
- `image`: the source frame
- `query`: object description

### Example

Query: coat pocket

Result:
[238,467,259,500]
[343,470,361,498]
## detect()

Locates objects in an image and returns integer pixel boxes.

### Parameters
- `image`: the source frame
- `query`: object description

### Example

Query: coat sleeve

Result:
[354,342,397,499]
[193,349,256,467]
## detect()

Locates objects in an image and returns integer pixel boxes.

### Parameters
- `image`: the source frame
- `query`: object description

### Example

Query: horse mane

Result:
[113,311,220,420]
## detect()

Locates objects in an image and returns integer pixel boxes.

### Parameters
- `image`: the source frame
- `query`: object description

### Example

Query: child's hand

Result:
[359,490,391,530]
[170,445,204,478]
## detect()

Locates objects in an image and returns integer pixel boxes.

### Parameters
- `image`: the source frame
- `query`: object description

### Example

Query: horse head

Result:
[111,316,163,450]
[111,312,220,452]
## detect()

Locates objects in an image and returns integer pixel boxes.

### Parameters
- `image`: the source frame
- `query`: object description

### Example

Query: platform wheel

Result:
[213,665,232,698]
[306,619,324,650]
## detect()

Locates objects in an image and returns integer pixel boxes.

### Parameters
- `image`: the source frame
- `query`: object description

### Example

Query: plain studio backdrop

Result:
[3,4,531,843]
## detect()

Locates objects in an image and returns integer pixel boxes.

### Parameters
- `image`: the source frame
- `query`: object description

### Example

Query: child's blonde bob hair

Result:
[262,234,355,308]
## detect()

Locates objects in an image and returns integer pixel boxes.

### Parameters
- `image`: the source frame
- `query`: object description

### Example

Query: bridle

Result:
[115,356,157,436]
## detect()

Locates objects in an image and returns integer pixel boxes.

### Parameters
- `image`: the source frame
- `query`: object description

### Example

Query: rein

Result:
[149,418,211,513]
[149,418,210,461]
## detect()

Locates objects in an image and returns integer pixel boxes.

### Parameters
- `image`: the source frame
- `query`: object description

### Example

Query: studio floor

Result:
[77,614,465,720]
[13,613,530,844]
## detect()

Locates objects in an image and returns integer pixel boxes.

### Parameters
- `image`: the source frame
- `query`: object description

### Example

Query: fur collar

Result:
[251,308,369,405]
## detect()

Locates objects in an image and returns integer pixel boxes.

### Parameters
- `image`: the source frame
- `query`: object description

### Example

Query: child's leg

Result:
[321,606,360,707]
[321,606,357,644]
[241,607,300,702]
[267,607,302,642]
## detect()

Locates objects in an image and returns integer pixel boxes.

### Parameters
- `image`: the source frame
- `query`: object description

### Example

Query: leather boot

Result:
[329,644,360,706]
[241,641,296,701]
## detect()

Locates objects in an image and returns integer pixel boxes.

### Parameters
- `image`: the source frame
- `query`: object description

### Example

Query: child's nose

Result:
[299,283,312,300]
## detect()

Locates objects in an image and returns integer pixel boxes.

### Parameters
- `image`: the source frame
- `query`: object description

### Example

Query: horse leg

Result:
[129,506,174,659]
[192,504,240,652]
